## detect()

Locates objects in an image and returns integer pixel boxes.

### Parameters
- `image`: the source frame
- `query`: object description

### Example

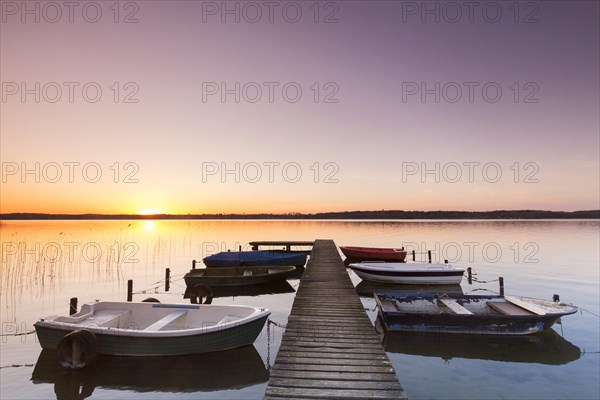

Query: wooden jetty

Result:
[250,240,314,252]
[264,239,406,399]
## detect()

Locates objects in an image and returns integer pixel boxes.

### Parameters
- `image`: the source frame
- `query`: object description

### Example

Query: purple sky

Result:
[1,1,598,213]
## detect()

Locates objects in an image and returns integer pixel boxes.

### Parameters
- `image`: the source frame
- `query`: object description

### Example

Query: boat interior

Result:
[377,295,565,317]
[189,266,294,277]
[48,302,262,331]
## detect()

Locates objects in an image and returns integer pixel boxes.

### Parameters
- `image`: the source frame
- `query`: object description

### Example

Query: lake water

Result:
[1,220,598,399]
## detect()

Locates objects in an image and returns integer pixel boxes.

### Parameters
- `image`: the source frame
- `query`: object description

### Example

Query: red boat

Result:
[340,246,407,261]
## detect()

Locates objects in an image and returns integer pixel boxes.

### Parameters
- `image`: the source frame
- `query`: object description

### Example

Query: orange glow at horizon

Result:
[138,209,165,215]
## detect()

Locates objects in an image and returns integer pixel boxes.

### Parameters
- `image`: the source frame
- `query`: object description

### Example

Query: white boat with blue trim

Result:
[348,261,464,285]
[34,301,270,367]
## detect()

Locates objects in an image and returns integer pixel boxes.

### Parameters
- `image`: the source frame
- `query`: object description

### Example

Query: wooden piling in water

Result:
[165,268,170,292]
[69,297,78,315]
[264,239,406,399]
[428,250,432,263]
[127,280,133,302]
[499,276,504,296]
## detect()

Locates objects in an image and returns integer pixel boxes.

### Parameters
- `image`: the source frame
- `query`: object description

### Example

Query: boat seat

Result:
[243,269,253,276]
[487,301,534,316]
[379,299,399,312]
[438,298,473,315]
[84,310,130,328]
[216,315,241,325]
[144,310,187,331]
[504,296,547,315]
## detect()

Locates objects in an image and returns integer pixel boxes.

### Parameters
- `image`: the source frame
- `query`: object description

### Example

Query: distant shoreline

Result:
[1,210,598,220]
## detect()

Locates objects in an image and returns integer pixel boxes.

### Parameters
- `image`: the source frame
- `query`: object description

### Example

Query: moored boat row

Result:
[343,244,578,336]
[35,246,309,367]
[33,240,580,377]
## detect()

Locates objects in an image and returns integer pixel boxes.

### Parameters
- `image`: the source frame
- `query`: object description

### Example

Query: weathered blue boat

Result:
[374,293,577,335]
[203,251,307,267]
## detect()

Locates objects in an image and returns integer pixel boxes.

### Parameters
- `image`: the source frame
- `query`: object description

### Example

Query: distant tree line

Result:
[1,210,598,220]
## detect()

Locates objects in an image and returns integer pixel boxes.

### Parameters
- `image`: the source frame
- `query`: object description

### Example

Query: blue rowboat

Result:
[203,251,307,267]
[374,293,577,335]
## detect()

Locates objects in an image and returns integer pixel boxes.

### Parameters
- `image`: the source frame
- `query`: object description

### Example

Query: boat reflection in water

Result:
[377,317,581,365]
[183,279,296,301]
[355,280,464,298]
[31,345,269,399]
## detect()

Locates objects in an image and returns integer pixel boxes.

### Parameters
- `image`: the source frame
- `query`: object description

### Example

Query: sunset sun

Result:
[139,209,164,215]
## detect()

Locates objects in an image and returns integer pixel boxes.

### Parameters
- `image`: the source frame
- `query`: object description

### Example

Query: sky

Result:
[1,0,599,214]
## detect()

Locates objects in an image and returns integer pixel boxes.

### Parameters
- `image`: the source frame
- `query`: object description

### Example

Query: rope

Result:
[580,308,600,318]
[268,318,287,329]
[582,350,600,354]
[266,319,271,371]
[266,318,287,371]
[471,277,499,284]
[132,276,187,295]
[0,330,35,337]
[0,363,35,369]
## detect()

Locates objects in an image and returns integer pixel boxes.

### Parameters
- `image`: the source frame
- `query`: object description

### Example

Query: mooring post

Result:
[239,245,242,252]
[127,279,133,302]
[165,268,170,292]
[444,259,448,264]
[499,277,504,296]
[192,259,196,270]
[412,250,416,261]
[69,297,78,315]
[467,267,472,284]
[428,250,432,263]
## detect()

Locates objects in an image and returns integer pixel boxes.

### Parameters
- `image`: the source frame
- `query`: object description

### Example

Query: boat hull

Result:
[352,268,463,285]
[184,266,296,287]
[35,315,268,356]
[379,312,558,335]
[340,246,407,261]
[203,251,307,267]
[348,262,464,285]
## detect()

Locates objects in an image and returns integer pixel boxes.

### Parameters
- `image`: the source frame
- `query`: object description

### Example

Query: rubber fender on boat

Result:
[190,284,213,304]
[141,297,161,303]
[57,329,98,369]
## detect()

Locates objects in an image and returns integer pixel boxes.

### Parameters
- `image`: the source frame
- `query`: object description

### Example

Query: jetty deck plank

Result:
[264,239,406,399]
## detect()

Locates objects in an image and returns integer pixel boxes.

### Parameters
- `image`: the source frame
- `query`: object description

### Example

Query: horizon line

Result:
[1,209,598,220]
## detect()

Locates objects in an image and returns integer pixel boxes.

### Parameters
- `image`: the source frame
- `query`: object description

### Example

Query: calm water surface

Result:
[1,220,598,399]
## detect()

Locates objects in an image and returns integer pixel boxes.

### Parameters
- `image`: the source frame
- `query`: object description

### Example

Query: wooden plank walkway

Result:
[264,240,406,400]
[250,241,314,252]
